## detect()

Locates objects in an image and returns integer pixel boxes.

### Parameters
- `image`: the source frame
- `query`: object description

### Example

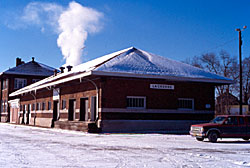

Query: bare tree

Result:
[243,56,250,104]
[184,56,203,69]
[185,50,238,114]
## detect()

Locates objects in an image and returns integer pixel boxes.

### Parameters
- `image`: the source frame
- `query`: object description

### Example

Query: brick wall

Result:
[17,75,216,130]
[1,74,52,122]
[19,78,100,127]
[101,77,215,110]
[8,75,46,93]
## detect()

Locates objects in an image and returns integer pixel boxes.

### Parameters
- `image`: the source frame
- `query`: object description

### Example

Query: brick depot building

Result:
[9,47,232,133]
[0,57,56,122]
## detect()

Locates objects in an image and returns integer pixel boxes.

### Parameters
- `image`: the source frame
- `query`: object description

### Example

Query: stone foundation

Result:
[54,121,94,132]
[1,116,8,123]
[99,120,209,133]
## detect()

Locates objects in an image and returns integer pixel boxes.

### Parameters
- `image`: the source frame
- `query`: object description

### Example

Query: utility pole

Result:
[236,26,247,115]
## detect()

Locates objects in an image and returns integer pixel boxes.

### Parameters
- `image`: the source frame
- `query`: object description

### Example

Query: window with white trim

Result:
[178,98,194,110]
[126,96,146,108]
[48,101,51,110]
[36,103,40,110]
[32,104,35,111]
[2,79,8,90]
[14,78,27,89]
[5,100,8,112]
[42,102,45,111]
[62,100,66,109]
[2,100,7,112]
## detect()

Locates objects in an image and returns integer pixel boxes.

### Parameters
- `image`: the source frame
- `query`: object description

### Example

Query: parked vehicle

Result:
[190,115,250,142]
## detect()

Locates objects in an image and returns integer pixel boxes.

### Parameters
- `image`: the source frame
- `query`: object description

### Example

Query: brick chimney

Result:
[66,65,73,72]
[16,58,23,67]
[59,67,65,73]
[32,57,35,62]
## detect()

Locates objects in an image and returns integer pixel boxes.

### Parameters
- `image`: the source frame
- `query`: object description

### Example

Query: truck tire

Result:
[208,131,218,143]
[196,137,204,141]
[243,138,249,141]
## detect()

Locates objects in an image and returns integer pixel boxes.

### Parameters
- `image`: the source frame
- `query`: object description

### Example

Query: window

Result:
[225,117,238,125]
[3,100,7,112]
[36,103,40,110]
[126,96,146,108]
[32,104,35,111]
[210,116,226,124]
[5,80,8,89]
[178,98,194,110]
[48,101,51,110]
[32,79,40,83]
[239,117,245,125]
[14,78,27,89]
[42,102,45,111]
[2,79,8,90]
[62,100,66,109]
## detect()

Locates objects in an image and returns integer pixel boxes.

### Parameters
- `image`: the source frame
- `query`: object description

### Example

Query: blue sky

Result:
[0,0,250,72]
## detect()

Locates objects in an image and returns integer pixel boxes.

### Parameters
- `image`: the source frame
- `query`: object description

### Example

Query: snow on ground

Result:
[0,123,250,168]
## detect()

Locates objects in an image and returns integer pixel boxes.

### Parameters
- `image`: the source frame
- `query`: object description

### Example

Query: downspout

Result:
[80,78,99,124]
[30,90,37,126]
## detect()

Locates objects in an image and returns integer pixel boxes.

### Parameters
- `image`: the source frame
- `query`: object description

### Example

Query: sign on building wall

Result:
[150,84,174,90]
[53,88,60,100]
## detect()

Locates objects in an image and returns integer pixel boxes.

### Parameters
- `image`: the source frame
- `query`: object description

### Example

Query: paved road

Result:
[0,123,250,168]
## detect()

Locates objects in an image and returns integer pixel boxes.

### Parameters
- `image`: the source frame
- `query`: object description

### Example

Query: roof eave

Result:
[10,69,233,97]
[9,71,93,97]
[3,71,53,77]
[91,71,233,84]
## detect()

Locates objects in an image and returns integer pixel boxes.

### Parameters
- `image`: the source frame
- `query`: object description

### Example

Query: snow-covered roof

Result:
[2,61,56,77]
[10,47,233,97]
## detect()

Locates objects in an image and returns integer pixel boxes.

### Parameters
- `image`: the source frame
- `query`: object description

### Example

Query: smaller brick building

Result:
[0,57,56,122]
[10,47,233,133]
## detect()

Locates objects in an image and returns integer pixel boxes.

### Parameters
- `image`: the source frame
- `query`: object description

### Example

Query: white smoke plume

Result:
[57,2,103,66]
[7,2,63,33]
[6,1,103,66]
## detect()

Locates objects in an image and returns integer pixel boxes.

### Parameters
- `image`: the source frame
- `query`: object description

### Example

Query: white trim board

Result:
[99,108,214,114]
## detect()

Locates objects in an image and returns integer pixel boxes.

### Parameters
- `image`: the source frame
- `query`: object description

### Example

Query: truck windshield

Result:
[210,116,226,124]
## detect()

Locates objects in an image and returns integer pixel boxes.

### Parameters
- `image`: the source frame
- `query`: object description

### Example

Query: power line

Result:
[195,37,238,56]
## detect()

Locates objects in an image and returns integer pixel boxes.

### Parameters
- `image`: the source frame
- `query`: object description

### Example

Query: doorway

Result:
[26,104,30,125]
[68,99,76,121]
[53,101,59,122]
[80,98,88,121]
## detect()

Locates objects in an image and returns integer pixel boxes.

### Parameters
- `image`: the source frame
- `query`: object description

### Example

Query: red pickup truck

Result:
[190,115,250,142]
